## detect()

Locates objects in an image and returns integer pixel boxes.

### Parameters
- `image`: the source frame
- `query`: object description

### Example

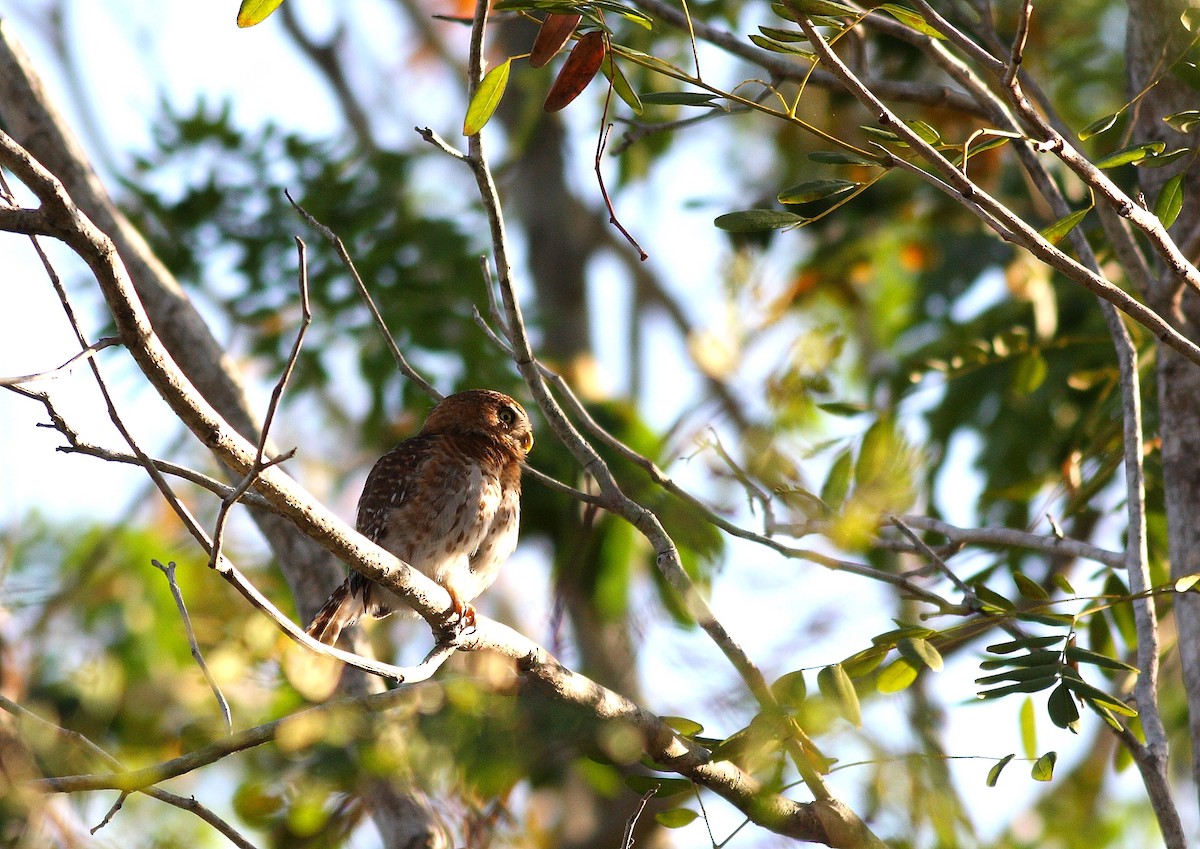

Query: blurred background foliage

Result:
[0,0,1183,846]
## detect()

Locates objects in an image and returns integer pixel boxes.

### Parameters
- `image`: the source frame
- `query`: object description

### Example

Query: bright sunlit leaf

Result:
[1155,173,1184,228]
[1031,751,1057,781]
[237,0,285,27]
[986,754,1015,787]
[464,58,512,136]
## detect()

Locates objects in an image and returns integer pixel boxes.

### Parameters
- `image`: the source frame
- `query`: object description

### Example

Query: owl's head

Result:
[422,389,534,457]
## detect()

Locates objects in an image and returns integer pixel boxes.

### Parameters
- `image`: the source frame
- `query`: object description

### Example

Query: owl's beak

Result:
[521,431,534,453]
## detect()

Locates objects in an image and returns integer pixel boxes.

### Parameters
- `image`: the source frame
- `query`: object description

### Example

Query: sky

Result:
[0,1,1171,846]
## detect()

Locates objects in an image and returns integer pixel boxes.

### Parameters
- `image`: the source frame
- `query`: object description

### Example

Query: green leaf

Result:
[1165,109,1200,133]
[750,34,815,56]
[1047,683,1081,730]
[1016,611,1077,627]
[237,0,285,27]
[464,58,512,136]
[714,210,805,233]
[987,635,1065,655]
[1061,673,1138,717]
[876,657,919,693]
[820,448,854,512]
[1019,697,1037,760]
[640,91,720,106]
[1078,112,1121,140]
[655,808,700,828]
[777,179,860,205]
[1064,645,1137,672]
[1013,572,1050,601]
[904,119,942,145]
[1104,573,1137,644]
[975,666,1061,686]
[818,663,862,726]
[977,675,1059,699]
[1039,208,1090,245]
[979,650,1062,670]
[860,125,906,145]
[840,645,888,678]
[817,401,869,416]
[898,636,943,672]
[808,150,881,166]
[662,715,704,736]
[771,670,808,708]
[1182,7,1200,31]
[778,0,856,15]
[1012,352,1048,395]
[973,582,1016,612]
[1031,751,1057,781]
[1095,141,1166,169]
[1052,574,1076,595]
[986,754,1015,787]
[601,55,643,115]
[1155,173,1185,228]
[876,3,946,38]
[758,25,810,42]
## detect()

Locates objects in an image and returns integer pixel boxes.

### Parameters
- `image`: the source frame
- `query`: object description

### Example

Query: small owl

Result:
[306,389,534,644]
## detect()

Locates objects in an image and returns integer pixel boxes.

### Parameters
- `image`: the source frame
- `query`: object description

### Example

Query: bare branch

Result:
[0,336,122,386]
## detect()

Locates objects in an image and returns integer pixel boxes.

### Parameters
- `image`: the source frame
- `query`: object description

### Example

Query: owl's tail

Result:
[305,578,365,645]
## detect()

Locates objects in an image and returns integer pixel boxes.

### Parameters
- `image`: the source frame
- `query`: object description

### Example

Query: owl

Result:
[306,389,534,645]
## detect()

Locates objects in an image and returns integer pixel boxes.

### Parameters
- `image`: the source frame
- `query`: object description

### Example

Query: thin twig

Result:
[286,191,441,400]
[621,787,658,848]
[153,559,232,733]
[0,336,122,386]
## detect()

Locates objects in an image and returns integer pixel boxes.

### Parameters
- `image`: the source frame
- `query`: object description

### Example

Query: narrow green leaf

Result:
[876,3,946,38]
[860,125,906,144]
[662,715,704,736]
[779,0,856,15]
[640,91,719,106]
[656,809,700,828]
[464,58,512,136]
[817,401,869,416]
[1047,683,1081,730]
[1165,109,1200,133]
[820,448,854,512]
[1013,572,1050,601]
[1078,112,1121,140]
[1064,645,1137,672]
[818,663,862,726]
[876,657,919,693]
[977,675,1059,699]
[1019,697,1037,760]
[601,55,643,115]
[1104,573,1137,644]
[898,637,944,672]
[1039,208,1090,245]
[237,0,285,27]
[1061,675,1138,717]
[777,179,860,205]
[590,1,654,29]
[1135,147,1191,167]
[1031,751,1057,781]
[979,650,1062,670]
[975,666,1061,686]
[750,34,815,56]
[714,209,805,233]
[905,119,942,145]
[987,635,1065,655]
[986,754,1015,787]
[1052,573,1076,595]
[808,150,881,166]
[1095,141,1166,169]
[1015,611,1077,627]
[973,582,1016,612]
[1155,173,1185,228]
[758,25,809,42]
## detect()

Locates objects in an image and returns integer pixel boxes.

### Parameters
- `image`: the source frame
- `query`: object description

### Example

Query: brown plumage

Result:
[306,390,534,645]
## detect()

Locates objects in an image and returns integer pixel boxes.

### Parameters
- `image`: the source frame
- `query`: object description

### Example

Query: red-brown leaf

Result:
[530,13,581,69]
[543,31,606,113]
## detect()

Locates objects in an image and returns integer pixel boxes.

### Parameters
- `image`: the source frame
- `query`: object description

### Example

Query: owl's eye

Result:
[497,405,517,426]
